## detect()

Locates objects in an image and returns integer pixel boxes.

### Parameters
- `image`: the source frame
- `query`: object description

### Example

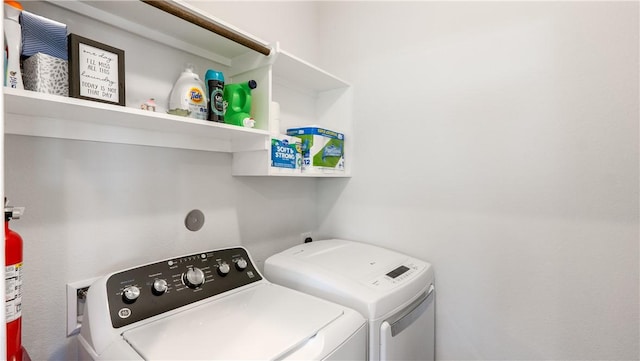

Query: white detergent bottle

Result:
[167,63,207,120]
[4,1,23,89]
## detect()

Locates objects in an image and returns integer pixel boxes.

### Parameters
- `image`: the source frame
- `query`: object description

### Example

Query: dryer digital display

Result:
[386,265,410,279]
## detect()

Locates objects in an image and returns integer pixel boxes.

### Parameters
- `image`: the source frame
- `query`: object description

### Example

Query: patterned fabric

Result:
[23,53,69,96]
[21,10,68,60]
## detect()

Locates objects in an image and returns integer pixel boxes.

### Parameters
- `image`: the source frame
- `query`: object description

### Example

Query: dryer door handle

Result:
[386,284,435,337]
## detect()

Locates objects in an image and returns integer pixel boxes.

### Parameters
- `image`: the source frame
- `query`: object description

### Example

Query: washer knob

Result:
[183,267,205,289]
[122,285,140,303]
[217,262,230,276]
[235,258,248,271]
[152,279,168,295]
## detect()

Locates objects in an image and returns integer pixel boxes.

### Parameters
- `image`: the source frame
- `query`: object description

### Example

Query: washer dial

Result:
[122,285,140,303]
[152,279,168,295]
[235,257,248,271]
[183,267,205,289]
[217,262,230,276]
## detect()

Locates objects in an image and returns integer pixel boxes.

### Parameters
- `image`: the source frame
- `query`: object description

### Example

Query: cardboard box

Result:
[22,52,69,96]
[286,126,345,173]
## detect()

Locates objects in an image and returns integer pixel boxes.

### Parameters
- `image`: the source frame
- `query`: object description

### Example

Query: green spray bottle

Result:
[223,80,257,128]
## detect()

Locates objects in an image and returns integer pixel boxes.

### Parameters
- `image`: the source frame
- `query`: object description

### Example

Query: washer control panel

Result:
[105,247,261,328]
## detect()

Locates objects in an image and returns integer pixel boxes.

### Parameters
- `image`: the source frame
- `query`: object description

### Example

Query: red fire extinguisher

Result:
[5,198,24,361]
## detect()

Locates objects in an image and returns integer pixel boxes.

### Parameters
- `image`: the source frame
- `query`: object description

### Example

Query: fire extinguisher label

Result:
[5,262,22,322]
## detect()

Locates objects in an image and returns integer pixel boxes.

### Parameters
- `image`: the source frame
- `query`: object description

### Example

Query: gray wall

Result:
[316,1,639,360]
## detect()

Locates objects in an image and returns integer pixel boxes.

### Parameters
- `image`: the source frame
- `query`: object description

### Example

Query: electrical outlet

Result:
[301,231,313,243]
[66,277,99,337]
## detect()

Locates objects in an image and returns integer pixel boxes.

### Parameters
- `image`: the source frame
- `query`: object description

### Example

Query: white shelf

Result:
[49,0,268,67]
[232,149,350,177]
[4,89,269,153]
[240,172,351,178]
[4,87,351,177]
[272,48,350,93]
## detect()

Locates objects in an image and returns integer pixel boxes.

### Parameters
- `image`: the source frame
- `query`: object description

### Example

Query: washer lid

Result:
[122,283,343,360]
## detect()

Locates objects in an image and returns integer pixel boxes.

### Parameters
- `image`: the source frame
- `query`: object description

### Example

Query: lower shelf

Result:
[4,88,269,153]
[232,170,351,178]
[232,148,350,177]
[4,88,351,178]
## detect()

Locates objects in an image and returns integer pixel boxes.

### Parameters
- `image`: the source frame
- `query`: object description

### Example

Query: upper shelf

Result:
[272,48,350,93]
[48,0,270,67]
[48,1,350,93]
[4,88,269,153]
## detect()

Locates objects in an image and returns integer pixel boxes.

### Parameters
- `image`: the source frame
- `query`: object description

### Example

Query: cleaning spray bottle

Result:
[4,1,23,89]
[223,80,257,128]
[167,64,207,120]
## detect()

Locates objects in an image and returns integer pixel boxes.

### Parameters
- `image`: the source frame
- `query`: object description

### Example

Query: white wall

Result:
[5,2,319,360]
[316,1,639,360]
[185,0,321,64]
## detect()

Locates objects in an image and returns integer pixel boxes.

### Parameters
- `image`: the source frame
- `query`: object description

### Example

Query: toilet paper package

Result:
[286,126,345,174]
[271,134,301,173]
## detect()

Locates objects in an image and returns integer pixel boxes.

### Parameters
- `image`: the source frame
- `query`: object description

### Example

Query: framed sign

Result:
[68,34,125,106]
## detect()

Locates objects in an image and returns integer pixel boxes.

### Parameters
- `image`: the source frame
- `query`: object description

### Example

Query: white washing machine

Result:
[264,239,435,361]
[78,246,367,360]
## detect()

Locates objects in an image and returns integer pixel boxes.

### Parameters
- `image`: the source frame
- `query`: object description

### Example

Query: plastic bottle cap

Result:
[205,69,224,82]
[248,80,257,89]
[183,63,196,73]
[4,1,23,10]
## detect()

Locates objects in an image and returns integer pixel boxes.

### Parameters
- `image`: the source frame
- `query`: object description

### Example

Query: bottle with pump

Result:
[5,198,24,361]
[204,69,225,123]
[4,1,24,89]
[167,64,207,120]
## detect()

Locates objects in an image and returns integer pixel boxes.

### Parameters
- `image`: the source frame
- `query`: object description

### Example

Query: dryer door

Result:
[380,284,435,361]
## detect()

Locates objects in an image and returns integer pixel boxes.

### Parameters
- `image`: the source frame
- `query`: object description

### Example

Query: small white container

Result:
[4,1,23,89]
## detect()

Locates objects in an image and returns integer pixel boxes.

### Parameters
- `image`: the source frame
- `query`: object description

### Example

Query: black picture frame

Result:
[68,34,125,106]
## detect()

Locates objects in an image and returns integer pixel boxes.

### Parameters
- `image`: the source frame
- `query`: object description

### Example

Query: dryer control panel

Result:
[104,247,262,328]
[366,260,427,291]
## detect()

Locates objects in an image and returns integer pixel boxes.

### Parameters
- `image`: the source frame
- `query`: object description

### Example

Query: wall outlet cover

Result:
[66,277,99,337]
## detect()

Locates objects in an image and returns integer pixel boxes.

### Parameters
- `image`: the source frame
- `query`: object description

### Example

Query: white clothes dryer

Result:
[78,246,367,360]
[264,239,435,361]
